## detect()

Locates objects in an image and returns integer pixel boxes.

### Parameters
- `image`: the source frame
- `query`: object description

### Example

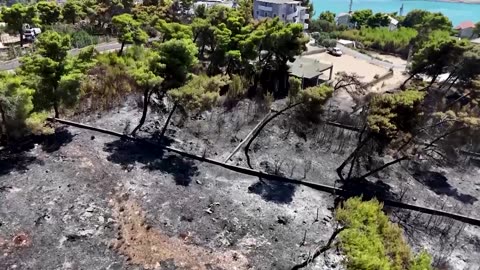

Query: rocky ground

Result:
[1,98,479,269]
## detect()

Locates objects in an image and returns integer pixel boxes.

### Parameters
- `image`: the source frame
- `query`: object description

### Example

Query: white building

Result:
[335,12,352,28]
[388,16,399,31]
[253,0,309,30]
[193,0,235,10]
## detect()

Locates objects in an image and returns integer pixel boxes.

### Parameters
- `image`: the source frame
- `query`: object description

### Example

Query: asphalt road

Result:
[0,40,122,71]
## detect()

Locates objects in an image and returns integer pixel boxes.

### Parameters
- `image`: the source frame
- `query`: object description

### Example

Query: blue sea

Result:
[312,0,480,26]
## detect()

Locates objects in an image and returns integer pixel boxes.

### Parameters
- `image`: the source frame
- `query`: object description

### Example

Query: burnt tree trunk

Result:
[131,88,153,136]
[159,103,177,142]
[118,41,125,56]
[244,102,302,169]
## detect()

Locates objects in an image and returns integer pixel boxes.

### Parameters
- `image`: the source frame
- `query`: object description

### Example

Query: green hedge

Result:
[338,27,417,57]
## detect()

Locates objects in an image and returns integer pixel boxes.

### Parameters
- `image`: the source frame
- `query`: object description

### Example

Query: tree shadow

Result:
[339,177,399,202]
[103,138,198,186]
[247,161,297,204]
[41,127,75,153]
[248,179,296,204]
[0,128,73,177]
[413,170,478,205]
[0,150,38,177]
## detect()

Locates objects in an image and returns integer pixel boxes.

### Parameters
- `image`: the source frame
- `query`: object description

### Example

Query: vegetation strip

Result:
[48,117,480,227]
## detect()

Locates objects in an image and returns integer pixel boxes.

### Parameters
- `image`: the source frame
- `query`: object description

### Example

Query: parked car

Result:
[23,29,36,42]
[23,27,41,42]
[328,47,343,56]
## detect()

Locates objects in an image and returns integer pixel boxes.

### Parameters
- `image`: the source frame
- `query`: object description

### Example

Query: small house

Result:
[288,56,334,87]
[388,16,398,31]
[455,21,476,39]
[335,12,352,28]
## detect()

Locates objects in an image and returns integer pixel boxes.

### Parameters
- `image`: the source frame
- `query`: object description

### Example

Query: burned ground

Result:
[1,98,479,269]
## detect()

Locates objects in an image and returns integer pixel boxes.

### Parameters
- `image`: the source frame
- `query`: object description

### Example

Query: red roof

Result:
[455,21,475,30]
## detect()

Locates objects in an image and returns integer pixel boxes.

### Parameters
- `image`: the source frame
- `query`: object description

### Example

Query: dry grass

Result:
[111,196,249,270]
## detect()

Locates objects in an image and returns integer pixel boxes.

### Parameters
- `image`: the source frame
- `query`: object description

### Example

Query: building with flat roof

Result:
[253,0,309,30]
[288,56,333,87]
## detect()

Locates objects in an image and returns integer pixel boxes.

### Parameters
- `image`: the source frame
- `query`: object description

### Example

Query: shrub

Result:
[169,74,230,113]
[288,77,301,104]
[225,74,247,107]
[337,27,417,57]
[367,89,425,138]
[297,84,333,122]
[299,85,333,113]
[336,197,433,270]
[71,30,99,48]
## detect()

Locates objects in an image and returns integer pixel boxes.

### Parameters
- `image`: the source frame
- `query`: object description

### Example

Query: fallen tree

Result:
[48,117,480,227]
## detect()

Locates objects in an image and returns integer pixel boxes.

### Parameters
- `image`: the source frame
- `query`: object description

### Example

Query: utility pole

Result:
[349,0,353,13]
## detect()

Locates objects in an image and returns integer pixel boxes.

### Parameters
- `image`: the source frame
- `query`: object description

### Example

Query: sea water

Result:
[312,0,480,26]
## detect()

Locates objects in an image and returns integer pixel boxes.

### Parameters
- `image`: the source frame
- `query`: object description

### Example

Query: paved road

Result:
[336,44,407,70]
[0,37,163,71]
[0,40,122,71]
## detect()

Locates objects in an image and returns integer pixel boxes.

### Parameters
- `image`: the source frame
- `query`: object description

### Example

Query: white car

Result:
[23,29,36,41]
[328,47,343,56]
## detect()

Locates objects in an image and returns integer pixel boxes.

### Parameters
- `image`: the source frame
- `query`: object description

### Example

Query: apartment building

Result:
[253,0,309,30]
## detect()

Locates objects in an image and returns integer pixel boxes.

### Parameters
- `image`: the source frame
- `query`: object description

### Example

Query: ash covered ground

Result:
[1,98,480,270]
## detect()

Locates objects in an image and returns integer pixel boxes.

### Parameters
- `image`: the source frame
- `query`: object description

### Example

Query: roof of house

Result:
[455,21,475,30]
[336,12,352,18]
[288,56,333,79]
[338,39,354,45]
[255,0,301,4]
[389,16,399,26]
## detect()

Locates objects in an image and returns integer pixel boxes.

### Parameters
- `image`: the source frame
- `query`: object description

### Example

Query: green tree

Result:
[37,0,61,26]
[2,3,37,47]
[336,197,433,270]
[366,12,390,28]
[94,0,133,28]
[20,31,73,118]
[0,73,34,140]
[112,14,148,55]
[255,18,308,74]
[319,11,335,24]
[123,46,163,135]
[62,0,86,24]
[169,74,230,113]
[237,0,253,23]
[402,10,452,38]
[401,9,429,28]
[297,84,333,120]
[309,19,335,33]
[155,19,193,42]
[367,89,425,138]
[351,9,373,29]
[407,32,469,87]
[300,0,314,19]
[474,21,480,37]
[156,38,199,90]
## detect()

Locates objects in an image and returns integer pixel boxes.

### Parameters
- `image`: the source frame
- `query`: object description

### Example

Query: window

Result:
[257,11,259,15]
[282,14,285,18]
[264,11,267,16]
[273,13,276,17]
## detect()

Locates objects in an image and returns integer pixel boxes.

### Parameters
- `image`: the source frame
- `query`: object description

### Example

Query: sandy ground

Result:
[367,51,408,67]
[304,51,407,111]
[304,52,406,91]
